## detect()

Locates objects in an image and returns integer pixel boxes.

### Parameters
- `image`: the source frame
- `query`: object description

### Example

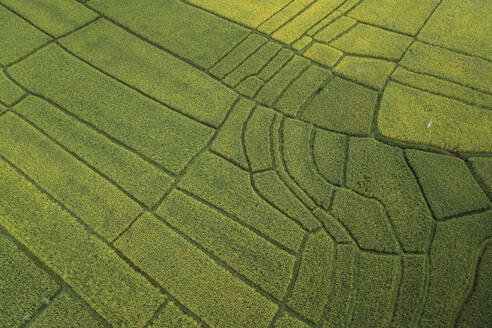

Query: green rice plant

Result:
[258,0,315,35]
[0,6,50,65]
[178,151,305,252]
[313,208,353,244]
[150,301,199,328]
[115,212,278,328]
[455,242,492,328]
[468,157,492,193]
[275,65,331,117]
[323,243,358,328]
[0,230,59,328]
[391,255,428,328]
[348,0,440,35]
[287,230,335,323]
[406,149,490,219]
[88,0,248,69]
[400,42,492,94]
[330,189,400,253]
[253,170,321,231]
[14,96,173,208]
[256,56,310,106]
[333,56,395,90]
[378,82,492,153]
[418,0,492,61]
[0,159,164,327]
[258,48,294,81]
[187,0,291,29]
[224,41,281,88]
[274,312,311,328]
[8,44,214,174]
[346,138,434,253]
[244,105,276,172]
[301,77,378,135]
[1,0,97,37]
[211,97,255,169]
[0,71,24,106]
[211,34,266,79]
[60,18,238,128]
[312,128,346,186]
[313,16,357,43]
[350,252,401,327]
[282,118,334,208]
[0,113,142,240]
[331,23,412,60]
[303,43,343,67]
[236,76,264,97]
[272,0,345,45]
[157,189,295,301]
[29,292,105,328]
[419,211,492,327]
[390,67,492,108]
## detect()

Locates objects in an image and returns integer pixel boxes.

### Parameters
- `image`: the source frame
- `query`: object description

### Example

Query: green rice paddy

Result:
[0,0,491,327]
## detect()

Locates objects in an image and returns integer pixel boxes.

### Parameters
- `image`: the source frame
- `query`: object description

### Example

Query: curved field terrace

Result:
[0,0,491,327]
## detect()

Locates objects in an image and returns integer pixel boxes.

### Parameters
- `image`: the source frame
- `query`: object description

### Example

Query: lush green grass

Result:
[1,1,491,326]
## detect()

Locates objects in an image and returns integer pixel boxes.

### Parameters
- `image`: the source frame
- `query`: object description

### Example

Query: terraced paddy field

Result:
[0,0,491,327]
